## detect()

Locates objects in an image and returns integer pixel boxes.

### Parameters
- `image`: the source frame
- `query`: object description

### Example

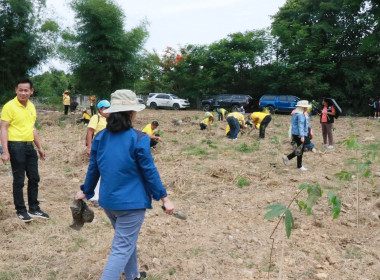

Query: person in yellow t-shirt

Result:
[62,90,70,115]
[0,78,49,223]
[200,112,214,130]
[216,108,227,121]
[77,109,91,124]
[142,121,162,148]
[89,95,96,116]
[86,100,110,156]
[247,111,272,138]
[225,112,245,139]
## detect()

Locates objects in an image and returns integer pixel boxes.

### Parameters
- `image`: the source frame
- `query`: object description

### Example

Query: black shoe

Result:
[28,210,50,219]
[17,212,33,223]
[134,271,147,280]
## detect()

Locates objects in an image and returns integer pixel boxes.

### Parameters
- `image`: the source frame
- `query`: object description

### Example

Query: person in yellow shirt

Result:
[62,90,70,115]
[226,112,245,140]
[86,100,110,156]
[247,111,272,138]
[77,109,91,124]
[216,108,227,121]
[89,95,96,116]
[200,112,214,130]
[0,78,49,223]
[142,121,162,148]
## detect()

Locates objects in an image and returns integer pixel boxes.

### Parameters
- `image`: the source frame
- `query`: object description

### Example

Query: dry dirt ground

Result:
[0,108,379,280]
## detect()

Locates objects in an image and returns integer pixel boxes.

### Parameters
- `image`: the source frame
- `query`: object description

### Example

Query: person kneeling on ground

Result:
[200,112,214,130]
[247,111,272,138]
[77,109,91,125]
[142,121,162,148]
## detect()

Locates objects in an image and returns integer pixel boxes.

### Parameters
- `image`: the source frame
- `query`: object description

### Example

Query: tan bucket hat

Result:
[103,89,145,113]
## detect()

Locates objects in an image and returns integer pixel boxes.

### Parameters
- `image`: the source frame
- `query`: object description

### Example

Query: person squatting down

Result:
[283,100,309,171]
[75,89,174,280]
[0,78,49,222]
[247,111,272,138]
[78,109,91,125]
[200,112,214,130]
[142,121,162,148]
[225,112,245,140]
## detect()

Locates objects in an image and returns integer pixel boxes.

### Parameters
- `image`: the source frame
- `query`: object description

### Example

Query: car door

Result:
[219,95,232,108]
[287,96,299,111]
[155,94,167,107]
[277,95,289,111]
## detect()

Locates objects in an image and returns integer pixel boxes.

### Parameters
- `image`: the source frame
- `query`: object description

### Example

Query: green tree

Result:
[32,69,72,98]
[60,0,148,98]
[0,0,59,104]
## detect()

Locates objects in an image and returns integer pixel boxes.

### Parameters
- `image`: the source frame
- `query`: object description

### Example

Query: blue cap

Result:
[97,100,110,109]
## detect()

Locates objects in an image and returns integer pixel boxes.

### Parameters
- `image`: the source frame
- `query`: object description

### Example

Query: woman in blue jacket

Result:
[283,100,309,171]
[75,89,174,280]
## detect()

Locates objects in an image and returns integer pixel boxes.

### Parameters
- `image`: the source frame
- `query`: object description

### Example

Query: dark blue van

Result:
[259,95,300,113]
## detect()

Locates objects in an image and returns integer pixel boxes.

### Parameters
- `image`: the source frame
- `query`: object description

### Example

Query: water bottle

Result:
[6,162,12,177]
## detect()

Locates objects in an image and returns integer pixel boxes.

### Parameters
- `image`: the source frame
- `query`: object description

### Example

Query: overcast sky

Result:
[42,0,287,71]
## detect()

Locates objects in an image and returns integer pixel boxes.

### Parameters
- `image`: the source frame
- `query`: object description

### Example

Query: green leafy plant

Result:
[264,182,341,279]
[335,135,377,227]
[237,177,250,188]
[235,142,259,153]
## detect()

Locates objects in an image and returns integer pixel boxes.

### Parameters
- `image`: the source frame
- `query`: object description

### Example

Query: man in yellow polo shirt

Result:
[1,78,48,223]
[86,100,110,156]
[142,121,162,149]
[226,112,245,140]
[247,111,272,138]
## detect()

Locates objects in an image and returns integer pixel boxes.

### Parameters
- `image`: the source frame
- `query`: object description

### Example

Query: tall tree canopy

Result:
[0,0,58,103]
[60,0,148,98]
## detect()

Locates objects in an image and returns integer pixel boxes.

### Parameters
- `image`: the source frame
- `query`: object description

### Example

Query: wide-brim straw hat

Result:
[296,100,309,108]
[103,89,145,113]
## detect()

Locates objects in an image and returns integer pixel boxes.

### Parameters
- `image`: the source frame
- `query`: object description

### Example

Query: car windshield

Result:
[170,95,179,99]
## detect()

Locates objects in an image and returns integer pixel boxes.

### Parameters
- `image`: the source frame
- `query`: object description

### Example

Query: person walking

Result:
[75,89,174,280]
[0,78,49,222]
[283,100,309,171]
[318,98,336,149]
[63,90,70,115]
[247,111,272,138]
[225,112,245,140]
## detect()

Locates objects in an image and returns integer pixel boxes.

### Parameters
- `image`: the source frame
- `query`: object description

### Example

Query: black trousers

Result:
[287,135,304,168]
[200,123,207,130]
[64,105,69,115]
[8,142,40,214]
[90,105,96,116]
[259,115,272,138]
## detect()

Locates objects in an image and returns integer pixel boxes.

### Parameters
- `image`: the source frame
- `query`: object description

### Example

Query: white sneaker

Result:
[327,145,334,149]
[298,166,307,171]
[312,148,317,153]
[282,155,290,166]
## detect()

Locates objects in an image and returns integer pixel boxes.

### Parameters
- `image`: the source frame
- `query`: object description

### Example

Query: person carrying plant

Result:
[200,112,214,130]
[247,111,272,138]
[75,89,174,280]
[142,121,162,148]
[0,78,49,222]
[283,100,309,171]
[62,90,70,115]
[225,112,245,140]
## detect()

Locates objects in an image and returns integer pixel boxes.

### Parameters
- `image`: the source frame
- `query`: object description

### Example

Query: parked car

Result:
[137,97,144,105]
[146,93,190,110]
[201,94,254,112]
[258,95,300,113]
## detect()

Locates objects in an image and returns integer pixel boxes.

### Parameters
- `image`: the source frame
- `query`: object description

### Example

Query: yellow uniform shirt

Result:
[220,108,227,116]
[200,117,213,125]
[88,114,107,135]
[1,97,36,141]
[83,112,91,120]
[142,124,155,135]
[250,112,269,124]
[63,94,70,105]
[225,112,245,134]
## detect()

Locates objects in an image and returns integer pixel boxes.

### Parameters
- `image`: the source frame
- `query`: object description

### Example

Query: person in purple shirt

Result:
[75,89,174,280]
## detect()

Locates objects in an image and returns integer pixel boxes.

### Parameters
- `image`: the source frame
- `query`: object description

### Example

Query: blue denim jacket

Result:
[291,113,308,138]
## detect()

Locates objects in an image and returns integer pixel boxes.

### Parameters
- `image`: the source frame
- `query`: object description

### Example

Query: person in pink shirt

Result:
[318,98,336,149]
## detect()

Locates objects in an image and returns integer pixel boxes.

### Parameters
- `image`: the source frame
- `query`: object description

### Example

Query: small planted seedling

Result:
[237,177,250,188]
[264,182,341,279]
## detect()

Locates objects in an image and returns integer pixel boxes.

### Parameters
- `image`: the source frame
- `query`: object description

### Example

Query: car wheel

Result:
[173,103,180,110]
[266,106,275,114]
[150,102,157,110]
[231,105,239,112]
[203,104,211,111]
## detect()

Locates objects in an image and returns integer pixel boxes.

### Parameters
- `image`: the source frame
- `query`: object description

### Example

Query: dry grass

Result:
[0,109,380,280]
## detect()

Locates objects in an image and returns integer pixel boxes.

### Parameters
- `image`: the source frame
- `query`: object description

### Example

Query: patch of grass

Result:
[68,236,87,252]
[344,246,362,259]
[42,144,49,150]
[209,144,218,149]
[168,269,176,275]
[0,271,20,280]
[46,270,59,280]
[65,168,72,173]
[193,115,199,120]
[235,142,259,153]
[246,261,255,269]
[182,144,209,156]
[35,118,42,130]
[237,177,250,188]
[363,141,380,152]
